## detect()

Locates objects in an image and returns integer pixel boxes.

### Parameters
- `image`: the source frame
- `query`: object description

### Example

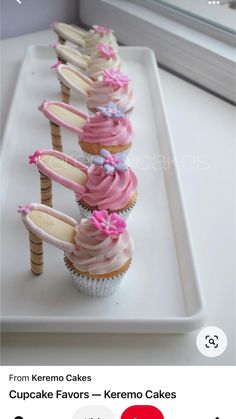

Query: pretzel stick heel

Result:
[29,231,43,275]
[58,36,66,45]
[50,121,63,151]
[60,81,70,104]
[56,55,67,65]
[40,171,52,207]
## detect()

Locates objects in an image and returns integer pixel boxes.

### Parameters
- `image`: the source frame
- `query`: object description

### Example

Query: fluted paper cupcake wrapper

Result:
[81,148,131,166]
[64,256,128,297]
[75,199,136,220]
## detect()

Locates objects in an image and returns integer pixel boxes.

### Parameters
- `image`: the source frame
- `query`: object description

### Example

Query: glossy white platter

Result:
[0,46,205,333]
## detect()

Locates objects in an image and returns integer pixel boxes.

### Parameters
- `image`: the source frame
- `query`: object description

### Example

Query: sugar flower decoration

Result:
[92,149,127,175]
[92,25,113,34]
[103,69,130,88]
[97,102,125,119]
[17,204,34,215]
[91,210,126,236]
[50,59,62,69]
[28,150,41,164]
[97,43,116,60]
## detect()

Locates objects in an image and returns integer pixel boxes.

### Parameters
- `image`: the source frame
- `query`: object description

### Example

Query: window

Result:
[79,0,236,103]
[152,0,236,33]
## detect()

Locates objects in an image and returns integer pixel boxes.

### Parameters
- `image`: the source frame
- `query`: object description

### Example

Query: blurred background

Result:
[1,0,78,39]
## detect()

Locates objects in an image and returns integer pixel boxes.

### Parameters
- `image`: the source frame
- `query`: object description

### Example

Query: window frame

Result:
[78,0,236,103]
[148,0,236,34]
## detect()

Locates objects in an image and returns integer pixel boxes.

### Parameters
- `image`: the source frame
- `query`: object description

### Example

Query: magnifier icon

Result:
[205,335,218,348]
[197,327,227,357]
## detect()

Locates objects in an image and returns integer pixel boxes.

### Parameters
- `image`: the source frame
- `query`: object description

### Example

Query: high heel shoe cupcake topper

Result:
[54,65,134,114]
[53,43,124,81]
[28,148,138,218]
[38,100,133,161]
[55,65,93,103]
[52,22,119,54]
[18,203,133,297]
[51,22,87,46]
[53,44,90,69]
[38,99,88,152]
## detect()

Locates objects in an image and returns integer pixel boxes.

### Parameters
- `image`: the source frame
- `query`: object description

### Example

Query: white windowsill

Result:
[153,0,236,33]
[79,0,236,103]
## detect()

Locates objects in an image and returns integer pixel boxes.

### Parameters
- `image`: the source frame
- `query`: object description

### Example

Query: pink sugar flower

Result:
[91,210,126,236]
[92,25,113,34]
[17,204,34,215]
[103,69,130,88]
[98,43,116,60]
[28,150,41,164]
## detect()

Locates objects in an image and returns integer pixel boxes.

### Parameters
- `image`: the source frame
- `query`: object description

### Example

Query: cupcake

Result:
[29,149,138,219]
[37,100,132,160]
[54,66,134,117]
[19,203,133,297]
[86,69,134,115]
[79,102,132,162]
[65,210,133,297]
[76,149,138,219]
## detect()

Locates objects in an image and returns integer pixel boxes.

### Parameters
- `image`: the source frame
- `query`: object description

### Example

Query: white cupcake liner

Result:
[75,199,136,220]
[64,256,127,297]
[81,148,131,165]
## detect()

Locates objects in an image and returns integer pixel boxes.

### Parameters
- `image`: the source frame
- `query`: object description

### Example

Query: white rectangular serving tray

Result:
[0,45,205,333]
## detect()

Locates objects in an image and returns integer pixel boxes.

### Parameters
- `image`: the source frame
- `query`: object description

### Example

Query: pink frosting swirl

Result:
[87,82,134,112]
[67,218,133,274]
[77,165,137,211]
[79,112,132,146]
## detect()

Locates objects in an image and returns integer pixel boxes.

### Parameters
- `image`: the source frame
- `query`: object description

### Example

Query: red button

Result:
[121,405,164,419]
